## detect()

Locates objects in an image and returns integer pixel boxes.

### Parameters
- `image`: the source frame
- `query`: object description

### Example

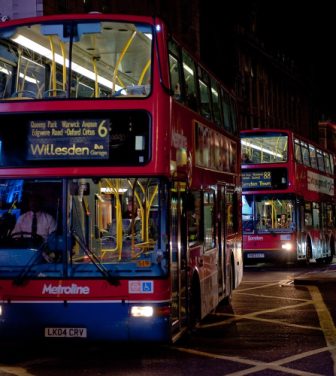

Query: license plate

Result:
[247,253,265,258]
[45,327,87,338]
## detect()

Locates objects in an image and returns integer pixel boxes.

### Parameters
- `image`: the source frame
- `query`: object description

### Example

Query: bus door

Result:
[219,184,237,297]
[217,185,226,297]
[296,198,307,260]
[170,182,188,337]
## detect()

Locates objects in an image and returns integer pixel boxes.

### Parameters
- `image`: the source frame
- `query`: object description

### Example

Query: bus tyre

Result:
[225,260,234,304]
[324,237,334,264]
[305,239,312,264]
[189,277,201,330]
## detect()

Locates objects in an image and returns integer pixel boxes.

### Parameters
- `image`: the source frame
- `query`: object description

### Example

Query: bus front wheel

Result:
[305,239,312,264]
[325,237,335,264]
[189,277,201,330]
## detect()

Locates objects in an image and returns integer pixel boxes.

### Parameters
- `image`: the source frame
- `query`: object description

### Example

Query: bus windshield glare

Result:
[0,21,152,99]
[0,177,167,278]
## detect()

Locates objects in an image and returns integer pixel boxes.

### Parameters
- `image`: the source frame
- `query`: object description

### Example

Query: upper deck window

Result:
[300,141,310,167]
[0,20,152,100]
[309,145,318,169]
[197,67,211,120]
[294,138,302,163]
[316,149,325,172]
[182,50,197,111]
[324,152,333,174]
[241,133,288,164]
[210,78,222,126]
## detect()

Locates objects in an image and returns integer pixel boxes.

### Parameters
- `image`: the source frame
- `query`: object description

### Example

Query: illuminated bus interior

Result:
[294,138,334,174]
[241,133,288,163]
[0,20,152,99]
[168,40,238,135]
[0,177,168,278]
[242,194,296,233]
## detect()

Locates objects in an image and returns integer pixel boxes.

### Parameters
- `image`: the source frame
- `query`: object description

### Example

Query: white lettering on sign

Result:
[307,171,334,196]
[247,235,264,241]
[42,283,90,295]
[45,327,87,338]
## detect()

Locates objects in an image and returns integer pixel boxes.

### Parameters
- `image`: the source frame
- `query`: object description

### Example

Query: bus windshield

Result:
[241,133,288,164]
[242,194,296,233]
[0,177,167,279]
[0,20,152,99]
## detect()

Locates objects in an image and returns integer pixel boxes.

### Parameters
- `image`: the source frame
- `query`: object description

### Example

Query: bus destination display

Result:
[27,119,110,160]
[242,171,272,189]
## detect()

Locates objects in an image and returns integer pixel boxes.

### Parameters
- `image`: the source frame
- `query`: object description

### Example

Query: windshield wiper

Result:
[72,231,120,286]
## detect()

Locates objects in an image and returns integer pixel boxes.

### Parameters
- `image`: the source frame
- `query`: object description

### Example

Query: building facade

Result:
[234,24,316,140]
[0,0,317,140]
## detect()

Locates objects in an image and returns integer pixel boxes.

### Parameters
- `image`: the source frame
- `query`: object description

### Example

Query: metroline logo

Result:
[42,283,90,295]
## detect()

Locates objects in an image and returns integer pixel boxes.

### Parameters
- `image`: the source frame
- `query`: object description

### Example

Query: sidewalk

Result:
[294,263,336,285]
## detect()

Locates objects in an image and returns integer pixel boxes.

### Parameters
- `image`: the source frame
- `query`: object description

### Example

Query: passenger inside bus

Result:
[242,153,252,163]
[278,214,289,228]
[126,207,157,242]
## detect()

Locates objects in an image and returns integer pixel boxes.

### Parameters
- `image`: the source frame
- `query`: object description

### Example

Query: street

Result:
[0,262,335,376]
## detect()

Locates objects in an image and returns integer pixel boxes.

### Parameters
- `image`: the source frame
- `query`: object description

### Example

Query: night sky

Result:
[200,0,336,121]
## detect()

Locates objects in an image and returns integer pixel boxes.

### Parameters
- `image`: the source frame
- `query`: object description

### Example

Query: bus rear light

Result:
[281,242,293,251]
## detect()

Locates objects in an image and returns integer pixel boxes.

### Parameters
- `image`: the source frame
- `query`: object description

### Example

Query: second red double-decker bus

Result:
[0,13,242,342]
[241,128,335,264]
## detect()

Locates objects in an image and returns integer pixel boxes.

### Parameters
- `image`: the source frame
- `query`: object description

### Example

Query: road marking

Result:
[308,285,336,375]
[201,311,322,331]
[235,281,283,292]
[174,346,330,376]
[235,290,310,302]
[201,300,320,331]
[181,280,335,375]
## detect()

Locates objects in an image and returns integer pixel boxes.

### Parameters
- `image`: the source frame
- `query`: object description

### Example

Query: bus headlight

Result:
[281,242,293,251]
[130,306,154,318]
[0,305,2,316]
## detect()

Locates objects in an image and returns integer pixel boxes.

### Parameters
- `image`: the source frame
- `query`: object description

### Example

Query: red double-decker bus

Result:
[241,128,336,264]
[0,14,242,342]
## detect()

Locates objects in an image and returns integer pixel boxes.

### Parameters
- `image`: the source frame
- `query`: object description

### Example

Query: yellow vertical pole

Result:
[48,36,56,93]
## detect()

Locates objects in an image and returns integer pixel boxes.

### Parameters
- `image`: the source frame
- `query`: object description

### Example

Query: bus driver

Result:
[12,193,57,240]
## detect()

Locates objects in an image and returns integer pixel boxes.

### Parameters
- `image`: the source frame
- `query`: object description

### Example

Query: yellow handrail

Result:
[100,179,123,260]
[92,57,99,98]
[112,31,136,94]
[138,59,151,85]
[48,36,57,93]
[15,49,22,92]
[145,185,158,242]
[59,41,66,91]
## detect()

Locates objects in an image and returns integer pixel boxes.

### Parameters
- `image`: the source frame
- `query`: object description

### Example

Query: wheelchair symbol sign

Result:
[129,280,153,294]
[141,281,153,293]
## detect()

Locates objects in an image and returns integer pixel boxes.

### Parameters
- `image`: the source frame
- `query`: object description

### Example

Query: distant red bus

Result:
[0,14,242,342]
[241,129,335,264]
